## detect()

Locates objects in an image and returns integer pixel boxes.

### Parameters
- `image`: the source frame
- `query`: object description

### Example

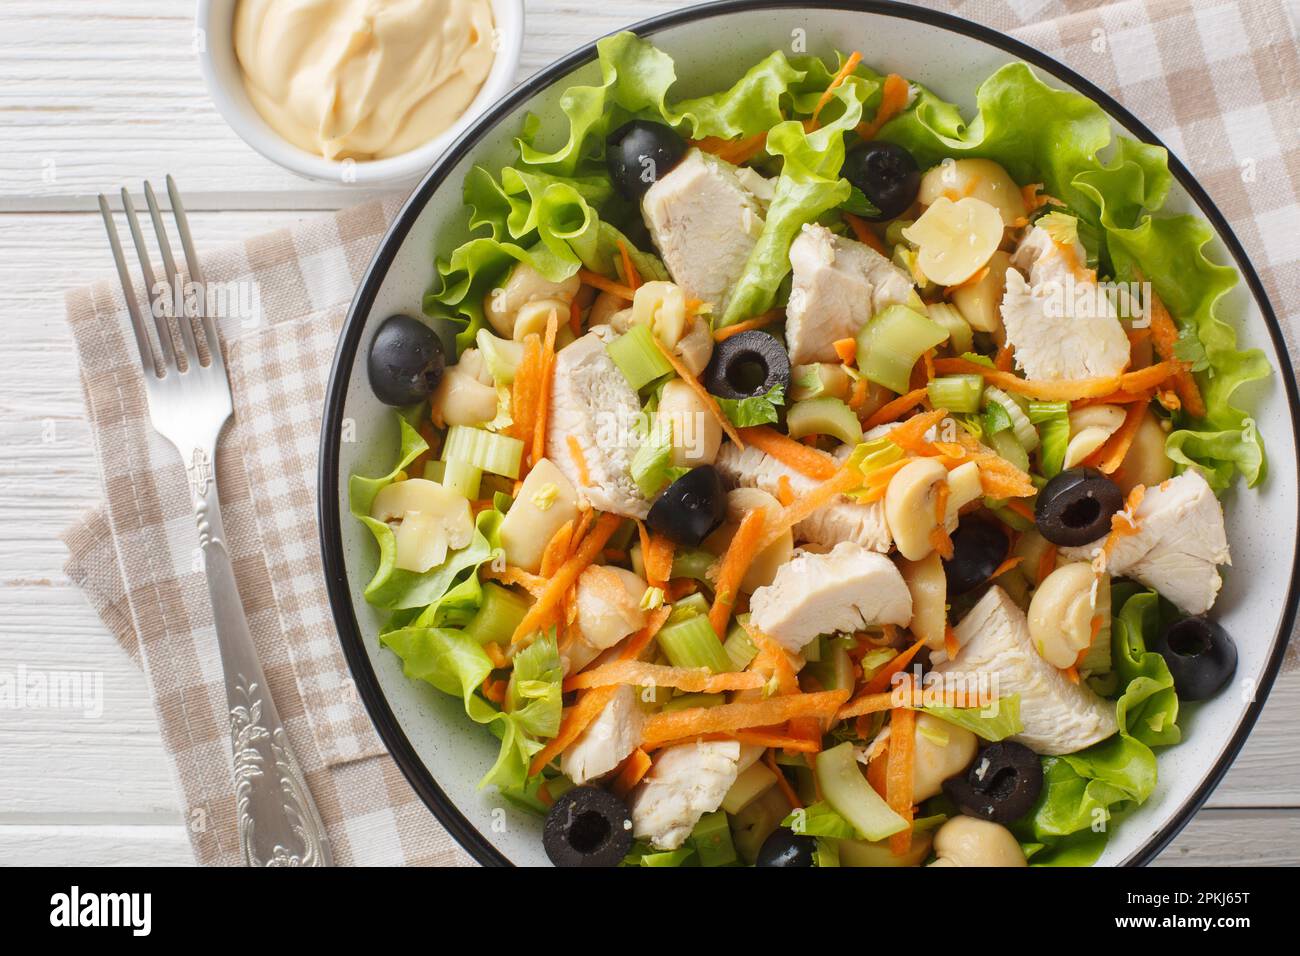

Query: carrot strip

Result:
[714,310,779,341]
[507,333,544,444]
[577,268,635,300]
[884,407,949,455]
[933,357,1185,402]
[653,335,745,448]
[776,474,795,506]
[863,637,927,695]
[617,239,641,293]
[1005,498,1037,523]
[943,624,961,660]
[531,309,559,469]
[569,284,594,338]
[644,531,675,591]
[930,483,954,559]
[737,425,837,479]
[745,623,800,696]
[510,513,622,646]
[528,607,671,775]
[611,749,653,798]
[481,565,547,596]
[734,730,821,752]
[810,51,863,129]
[484,642,510,669]
[709,508,767,638]
[832,337,857,365]
[641,690,850,747]
[566,435,591,487]
[836,686,992,720]
[886,707,916,855]
[843,211,889,255]
[766,750,803,810]
[1090,398,1149,475]
[990,555,1024,581]
[862,387,928,429]
[481,676,507,704]
[1037,544,1058,585]
[539,519,575,577]
[994,341,1016,373]
[565,660,765,694]
[857,72,910,140]
[755,463,863,553]
[1144,281,1206,418]
[692,131,770,166]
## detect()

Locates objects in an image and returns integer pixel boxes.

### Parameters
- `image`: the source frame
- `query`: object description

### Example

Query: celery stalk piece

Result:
[665,592,710,625]
[731,787,792,865]
[422,460,446,483]
[662,692,726,712]
[441,458,483,500]
[689,810,739,867]
[670,547,716,583]
[984,385,1039,451]
[463,582,530,646]
[721,762,779,815]
[925,374,984,414]
[800,635,823,663]
[1028,401,1071,478]
[838,832,933,867]
[855,304,948,395]
[814,742,909,841]
[606,323,674,391]
[786,397,864,445]
[476,328,526,385]
[723,616,759,670]
[927,302,973,355]
[987,428,1030,474]
[441,425,525,479]
[656,614,733,673]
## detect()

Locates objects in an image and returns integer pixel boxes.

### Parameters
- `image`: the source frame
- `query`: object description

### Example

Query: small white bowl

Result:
[196,0,524,186]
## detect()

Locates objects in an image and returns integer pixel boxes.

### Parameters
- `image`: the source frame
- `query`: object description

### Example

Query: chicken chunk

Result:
[714,443,891,552]
[749,542,913,652]
[785,223,915,364]
[934,587,1117,755]
[630,740,741,850]
[641,149,765,312]
[1061,469,1230,615]
[1000,226,1130,382]
[561,686,645,785]
[546,328,649,518]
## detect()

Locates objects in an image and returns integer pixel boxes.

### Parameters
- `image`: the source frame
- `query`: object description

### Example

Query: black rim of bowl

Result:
[318,0,1300,868]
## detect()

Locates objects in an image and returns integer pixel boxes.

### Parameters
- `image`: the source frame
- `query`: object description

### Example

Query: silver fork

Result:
[99,178,332,867]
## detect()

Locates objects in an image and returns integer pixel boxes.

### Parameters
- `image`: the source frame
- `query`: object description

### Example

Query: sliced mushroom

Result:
[659,379,722,467]
[498,459,580,573]
[918,158,1028,230]
[912,714,978,802]
[1028,562,1101,669]
[1063,404,1126,470]
[900,551,947,649]
[884,458,949,561]
[929,816,1027,867]
[371,478,474,573]
[482,262,580,338]
[950,250,1011,334]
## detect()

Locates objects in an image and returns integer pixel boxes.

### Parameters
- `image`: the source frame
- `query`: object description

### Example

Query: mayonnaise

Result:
[233,0,496,162]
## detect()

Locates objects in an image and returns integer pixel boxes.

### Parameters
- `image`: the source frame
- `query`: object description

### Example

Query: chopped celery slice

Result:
[927,302,974,355]
[838,832,933,867]
[984,386,1039,451]
[814,742,909,842]
[663,692,726,712]
[422,460,446,482]
[689,810,739,867]
[926,374,984,414]
[441,458,483,500]
[657,614,732,673]
[671,547,716,583]
[441,425,524,479]
[807,641,855,695]
[987,428,1030,474]
[722,762,779,815]
[463,582,529,646]
[1028,401,1070,478]
[848,436,905,478]
[856,304,948,395]
[492,490,514,514]
[786,397,863,445]
[666,591,710,625]
[801,635,823,663]
[606,323,674,391]
[476,328,526,385]
[723,615,759,670]
[985,497,1035,533]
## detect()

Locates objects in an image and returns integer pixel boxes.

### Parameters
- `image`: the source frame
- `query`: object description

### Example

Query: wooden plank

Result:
[1155,808,1300,867]
[0,825,193,866]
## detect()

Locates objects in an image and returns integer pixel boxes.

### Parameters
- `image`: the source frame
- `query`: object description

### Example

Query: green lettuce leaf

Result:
[782,801,859,840]
[923,693,1023,742]
[715,383,785,427]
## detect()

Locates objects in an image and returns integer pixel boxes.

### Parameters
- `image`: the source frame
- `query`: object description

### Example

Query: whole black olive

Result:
[367,315,447,407]
[606,120,688,200]
[943,518,1009,596]
[647,466,726,547]
[756,828,817,867]
[542,786,633,867]
[1035,467,1124,546]
[1153,616,1237,701]
[703,330,792,401]
[841,141,921,221]
[942,741,1043,824]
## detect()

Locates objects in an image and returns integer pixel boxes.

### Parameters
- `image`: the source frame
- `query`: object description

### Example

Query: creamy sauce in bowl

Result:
[234,0,497,162]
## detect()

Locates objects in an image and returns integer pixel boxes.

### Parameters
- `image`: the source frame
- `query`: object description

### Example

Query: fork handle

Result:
[186,445,333,867]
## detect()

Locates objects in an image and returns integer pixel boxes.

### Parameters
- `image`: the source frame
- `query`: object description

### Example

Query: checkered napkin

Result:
[61,0,1300,867]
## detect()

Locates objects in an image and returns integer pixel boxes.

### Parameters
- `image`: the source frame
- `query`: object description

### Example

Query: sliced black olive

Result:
[943,517,1009,596]
[1153,616,1237,701]
[647,466,726,547]
[367,315,446,407]
[756,829,817,867]
[606,120,687,200]
[703,330,791,401]
[542,786,633,867]
[1035,467,1124,546]
[942,741,1043,824]
[841,141,921,222]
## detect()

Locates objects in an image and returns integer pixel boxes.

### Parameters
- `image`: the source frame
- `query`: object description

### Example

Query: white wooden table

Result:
[0,0,1295,867]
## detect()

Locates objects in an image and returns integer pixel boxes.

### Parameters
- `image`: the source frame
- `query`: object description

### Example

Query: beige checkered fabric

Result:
[61,0,1299,867]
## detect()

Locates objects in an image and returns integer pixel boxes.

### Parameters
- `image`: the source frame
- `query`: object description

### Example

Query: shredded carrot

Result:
[481,676,507,704]
[831,337,858,365]
[508,333,544,445]
[1143,279,1206,418]
[1038,544,1058,585]
[755,463,863,553]
[857,457,911,503]
[886,707,916,855]
[810,51,863,129]
[510,513,622,646]
[565,660,765,694]
[929,482,954,559]
[1097,485,1147,571]
[692,130,770,165]
[714,309,780,341]
[934,356,1185,402]
[861,388,928,429]
[843,211,889,255]
[617,239,641,293]
[611,749,653,798]
[990,555,1024,581]
[408,419,439,476]
[884,407,949,455]
[484,642,510,669]
[837,685,992,720]
[765,750,803,809]
[737,425,837,480]
[531,309,560,469]
[1004,498,1037,524]
[577,268,635,300]
[947,265,989,293]
[653,335,745,448]
[1063,666,1081,685]
[569,284,595,338]
[864,637,927,695]
[848,376,870,412]
[776,474,795,507]
[709,508,767,638]
[858,72,910,140]
[645,532,676,591]
[745,623,800,696]
[540,519,576,577]
[528,607,671,775]
[867,747,889,797]
[566,435,591,487]
[1090,398,1149,475]
[733,730,820,752]
[1021,183,1061,213]
[568,508,596,558]
[481,564,548,596]
[994,341,1016,373]
[943,624,961,659]
[641,690,849,747]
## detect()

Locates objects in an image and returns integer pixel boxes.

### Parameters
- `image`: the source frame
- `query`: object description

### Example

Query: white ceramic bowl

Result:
[196,0,524,186]
[319,1,1300,866]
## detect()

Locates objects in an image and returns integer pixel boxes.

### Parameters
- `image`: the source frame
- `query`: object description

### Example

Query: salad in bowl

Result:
[348,31,1271,867]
